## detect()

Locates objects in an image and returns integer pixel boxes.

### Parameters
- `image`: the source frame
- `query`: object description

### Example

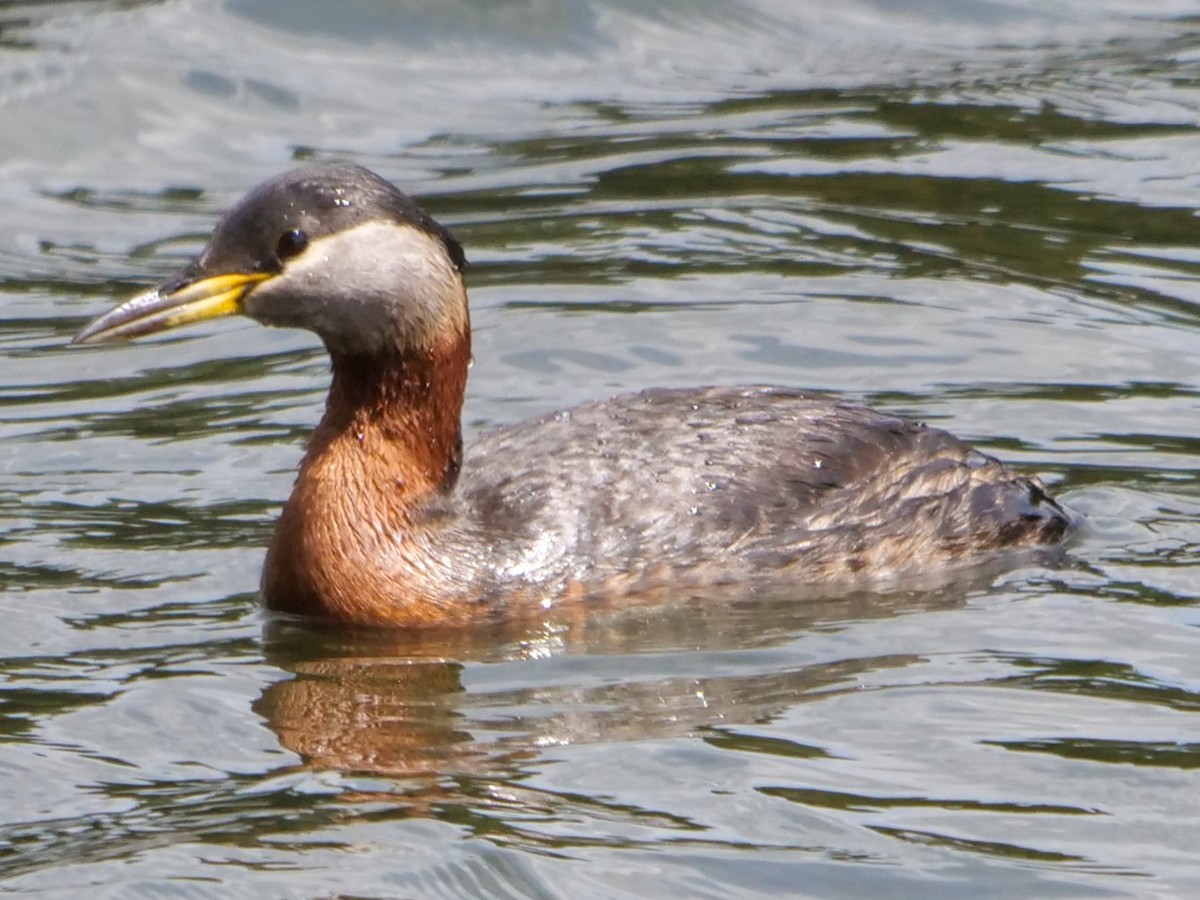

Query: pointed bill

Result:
[72,272,271,345]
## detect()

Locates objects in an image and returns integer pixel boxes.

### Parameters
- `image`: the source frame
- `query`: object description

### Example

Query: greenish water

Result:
[4,0,1200,896]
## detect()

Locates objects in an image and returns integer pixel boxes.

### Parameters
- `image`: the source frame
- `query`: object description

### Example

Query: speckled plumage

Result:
[456,385,1067,588]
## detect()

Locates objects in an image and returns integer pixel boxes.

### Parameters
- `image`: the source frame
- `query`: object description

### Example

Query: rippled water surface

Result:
[5,0,1200,896]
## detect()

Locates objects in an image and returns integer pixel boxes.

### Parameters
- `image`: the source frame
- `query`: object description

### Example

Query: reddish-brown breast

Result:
[260,328,479,627]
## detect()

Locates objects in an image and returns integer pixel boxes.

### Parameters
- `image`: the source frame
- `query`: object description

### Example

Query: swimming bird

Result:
[73,164,1072,627]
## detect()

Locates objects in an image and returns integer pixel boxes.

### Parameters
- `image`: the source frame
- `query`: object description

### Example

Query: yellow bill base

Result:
[72,272,271,344]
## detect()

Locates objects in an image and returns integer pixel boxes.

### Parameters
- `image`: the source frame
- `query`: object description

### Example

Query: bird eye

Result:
[276,228,309,261]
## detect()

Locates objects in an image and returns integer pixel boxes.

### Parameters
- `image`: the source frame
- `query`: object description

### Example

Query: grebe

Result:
[74,164,1072,627]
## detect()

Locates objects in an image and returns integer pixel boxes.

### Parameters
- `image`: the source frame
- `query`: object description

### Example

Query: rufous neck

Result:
[311,330,470,496]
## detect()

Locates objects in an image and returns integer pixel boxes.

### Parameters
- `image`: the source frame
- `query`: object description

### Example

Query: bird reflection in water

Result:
[252,576,1005,832]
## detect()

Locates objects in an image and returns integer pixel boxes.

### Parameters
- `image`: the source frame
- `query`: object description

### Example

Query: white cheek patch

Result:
[261,220,466,354]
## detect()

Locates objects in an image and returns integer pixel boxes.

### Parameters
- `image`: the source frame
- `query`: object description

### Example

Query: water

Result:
[3,0,1200,895]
